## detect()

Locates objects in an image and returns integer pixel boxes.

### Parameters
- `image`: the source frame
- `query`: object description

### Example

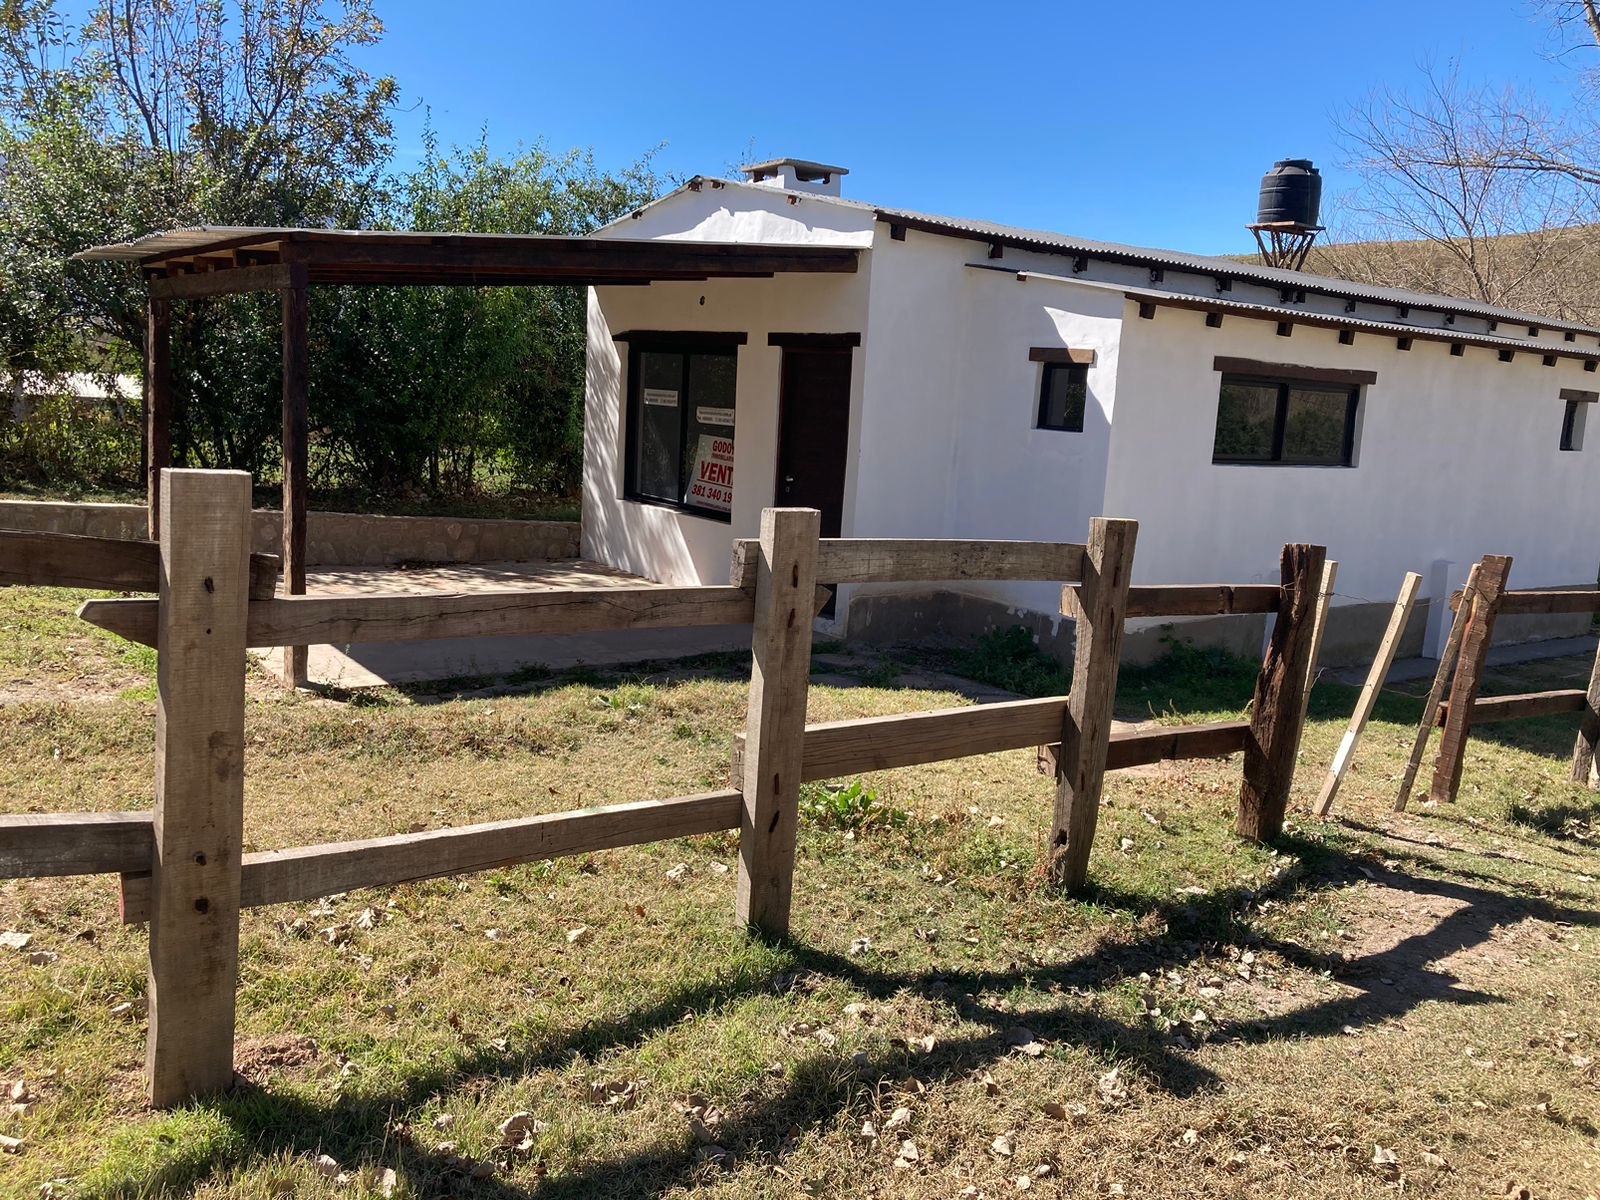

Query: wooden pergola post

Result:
[144,299,172,538]
[280,260,310,688]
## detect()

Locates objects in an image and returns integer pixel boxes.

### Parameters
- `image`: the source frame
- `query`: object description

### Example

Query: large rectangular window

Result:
[622,334,742,520]
[1213,373,1361,466]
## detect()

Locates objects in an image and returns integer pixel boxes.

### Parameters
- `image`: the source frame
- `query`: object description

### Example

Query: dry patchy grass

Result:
[1,590,1597,1199]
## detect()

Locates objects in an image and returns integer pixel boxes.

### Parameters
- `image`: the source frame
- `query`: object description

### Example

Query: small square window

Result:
[1038,362,1087,432]
[1561,398,1588,451]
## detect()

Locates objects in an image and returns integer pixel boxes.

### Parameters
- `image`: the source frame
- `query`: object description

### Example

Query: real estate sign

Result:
[686,434,734,512]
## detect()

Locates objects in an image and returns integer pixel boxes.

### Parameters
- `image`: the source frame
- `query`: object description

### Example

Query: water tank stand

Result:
[1248,222,1323,272]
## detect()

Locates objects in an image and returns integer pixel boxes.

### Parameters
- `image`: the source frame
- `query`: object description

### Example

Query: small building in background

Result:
[9,371,140,422]
[583,158,1600,665]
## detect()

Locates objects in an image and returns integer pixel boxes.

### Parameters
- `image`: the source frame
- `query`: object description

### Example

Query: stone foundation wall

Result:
[0,501,581,566]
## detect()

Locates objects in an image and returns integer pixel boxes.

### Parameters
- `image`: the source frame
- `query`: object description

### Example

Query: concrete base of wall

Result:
[842,589,1597,671]
[0,500,580,566]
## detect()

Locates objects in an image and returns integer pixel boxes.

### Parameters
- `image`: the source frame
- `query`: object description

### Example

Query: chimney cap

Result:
[739,157,849,182]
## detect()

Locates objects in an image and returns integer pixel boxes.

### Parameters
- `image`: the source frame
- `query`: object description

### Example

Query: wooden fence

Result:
[1,469,1324,1105]
[1399,554,1600,808]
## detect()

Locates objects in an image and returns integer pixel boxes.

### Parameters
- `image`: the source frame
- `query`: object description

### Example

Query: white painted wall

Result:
[585,178,1600,645]
[1105,305,1600,617]
[842,234,1124,623]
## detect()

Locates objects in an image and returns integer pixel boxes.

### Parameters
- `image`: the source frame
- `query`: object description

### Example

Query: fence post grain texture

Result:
[736,508,821,937]
[1049,516,1137,891]
[1429,555,1512,804]
[145,469,252,1106]
[1237,543,1326,842]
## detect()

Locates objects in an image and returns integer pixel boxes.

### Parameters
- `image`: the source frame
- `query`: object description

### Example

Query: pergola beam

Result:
[150,263,295,301]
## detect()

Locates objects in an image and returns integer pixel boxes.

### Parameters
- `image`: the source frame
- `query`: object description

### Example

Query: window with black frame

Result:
[624,337,740,519]
[1037,361,1087,432]
[1212,373,1361,465]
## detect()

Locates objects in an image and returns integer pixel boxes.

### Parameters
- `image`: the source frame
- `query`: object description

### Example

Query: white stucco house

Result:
[582,158,1600,664]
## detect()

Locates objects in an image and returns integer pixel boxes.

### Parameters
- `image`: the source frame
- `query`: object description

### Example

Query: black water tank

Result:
[1256,159,1322,226]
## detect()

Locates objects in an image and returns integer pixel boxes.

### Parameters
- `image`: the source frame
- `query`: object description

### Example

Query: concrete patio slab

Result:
[259,560,752,688]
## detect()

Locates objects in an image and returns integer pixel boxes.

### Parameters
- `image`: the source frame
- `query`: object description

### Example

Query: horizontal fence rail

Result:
[727,699,1250,785]
[77,584,757,648]
[1436,689,1589,726]
[731,537,1087,589]
[1064,583,1284,620]
[119,790,743,924]
[1448,587,1600,616]
[0,811,154,877]
[0,529,280,599]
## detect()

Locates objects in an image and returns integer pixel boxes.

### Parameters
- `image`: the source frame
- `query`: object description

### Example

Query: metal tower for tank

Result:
[1249,159,1323,271]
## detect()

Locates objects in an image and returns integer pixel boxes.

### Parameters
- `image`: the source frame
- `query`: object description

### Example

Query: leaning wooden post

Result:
[1569,633,1600,788]
[144,297,172,539]
[1428,555,1512,805]
[1293,558,1338,744]
[1395,563,1480,811]
[1237,543,1326,842]
[280,261,310,687]
[146,469,251,1106]
[1049,516,1137,892]
[1313,571,1422,818]
[736,508,821,937]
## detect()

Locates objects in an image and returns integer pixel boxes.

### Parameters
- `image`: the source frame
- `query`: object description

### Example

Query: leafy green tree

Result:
[0,0,395,475]
[312,133,658,496]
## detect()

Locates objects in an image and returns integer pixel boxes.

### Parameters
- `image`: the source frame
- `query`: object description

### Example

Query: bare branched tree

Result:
[1322,15,1600,322]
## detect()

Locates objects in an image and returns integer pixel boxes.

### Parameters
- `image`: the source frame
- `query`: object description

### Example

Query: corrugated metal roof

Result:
[674,178,1600,338]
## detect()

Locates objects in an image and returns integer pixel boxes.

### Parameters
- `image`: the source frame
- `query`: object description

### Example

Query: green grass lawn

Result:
[1,591,1597,1199]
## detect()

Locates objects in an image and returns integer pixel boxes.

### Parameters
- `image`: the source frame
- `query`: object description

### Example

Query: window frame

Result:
[1036,360,1089,432]
[619,331,745,522]
[1559,388,1595,452]
[1212,372,1362,467]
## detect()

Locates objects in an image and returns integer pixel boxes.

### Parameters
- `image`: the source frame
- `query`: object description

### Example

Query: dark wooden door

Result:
[775,347,853,537]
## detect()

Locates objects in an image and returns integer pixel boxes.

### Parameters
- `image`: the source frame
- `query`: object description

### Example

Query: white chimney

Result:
[739,157,848,197]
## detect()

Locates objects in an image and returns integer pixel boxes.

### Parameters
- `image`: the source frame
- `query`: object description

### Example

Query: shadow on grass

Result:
[82,833,1600,1199]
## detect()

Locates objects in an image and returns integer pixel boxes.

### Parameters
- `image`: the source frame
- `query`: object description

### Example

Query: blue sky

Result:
[368,1,1586,254]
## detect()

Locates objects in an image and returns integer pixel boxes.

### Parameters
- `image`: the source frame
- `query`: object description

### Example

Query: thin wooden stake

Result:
[1237,543,1327,842]
[1049,516,1138,892]
[145,469,251,1106]
[1570,633,1600,788]
[736,508,820,936]
[1429,555,1512,804]
[1395,563,1480,811]
[1313,571,1422,817]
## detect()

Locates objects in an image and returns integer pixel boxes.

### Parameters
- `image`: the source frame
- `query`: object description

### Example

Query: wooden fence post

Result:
[1395,563,1480,811]
[1429,555,1512,805]
[1313,571,1422,817]
[1569,634,1600,788]
[146,469,252,1106]
[1049,516,1137,892]
[1237,543,1326,842]
[736,508,820,937]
